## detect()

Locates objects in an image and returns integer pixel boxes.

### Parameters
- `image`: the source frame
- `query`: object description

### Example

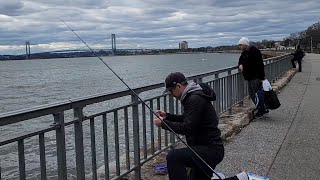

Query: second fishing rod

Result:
[61,20,222,180]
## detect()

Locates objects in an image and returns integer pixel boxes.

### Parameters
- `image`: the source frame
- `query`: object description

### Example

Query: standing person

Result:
[154,72,249,180]
[291,44,305,72]
[238,37,268,117]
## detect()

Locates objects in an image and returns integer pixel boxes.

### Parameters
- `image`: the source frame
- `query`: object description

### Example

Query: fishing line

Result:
[61,20,222,180]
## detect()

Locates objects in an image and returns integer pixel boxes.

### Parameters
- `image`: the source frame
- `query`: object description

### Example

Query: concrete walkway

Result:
[216,53,320,179]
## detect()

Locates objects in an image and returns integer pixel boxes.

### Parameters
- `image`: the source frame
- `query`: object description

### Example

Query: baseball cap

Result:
[163,72,186,93]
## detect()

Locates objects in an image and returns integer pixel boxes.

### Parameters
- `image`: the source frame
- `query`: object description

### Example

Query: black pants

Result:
[248,79,266,113]
[291,58,302,72]
[166,145,224,180]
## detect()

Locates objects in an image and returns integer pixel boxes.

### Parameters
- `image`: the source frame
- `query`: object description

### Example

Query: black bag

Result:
[264,90,281,109]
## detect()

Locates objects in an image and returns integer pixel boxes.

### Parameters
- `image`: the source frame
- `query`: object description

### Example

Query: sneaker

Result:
[236,171,249,180]
[255,109,269,118]
[255,111,264,118]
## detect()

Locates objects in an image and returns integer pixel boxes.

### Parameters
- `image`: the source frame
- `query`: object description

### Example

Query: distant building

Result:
[274,42,286,50]
[179,41,188,49]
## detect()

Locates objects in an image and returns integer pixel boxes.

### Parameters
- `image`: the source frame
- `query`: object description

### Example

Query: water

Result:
[0,53,239,179]
[0,53,239,113]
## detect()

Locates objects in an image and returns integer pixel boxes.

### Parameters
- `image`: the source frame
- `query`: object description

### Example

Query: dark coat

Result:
[238,46,265,80]
[292,48,304,61]
[161,83,223,148]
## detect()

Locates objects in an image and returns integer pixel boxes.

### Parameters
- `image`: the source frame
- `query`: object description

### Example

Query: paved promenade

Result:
[216,53,320,179]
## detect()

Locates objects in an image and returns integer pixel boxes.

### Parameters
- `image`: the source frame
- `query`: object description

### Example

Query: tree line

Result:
[283,22,320,52]
[212,21,320,53]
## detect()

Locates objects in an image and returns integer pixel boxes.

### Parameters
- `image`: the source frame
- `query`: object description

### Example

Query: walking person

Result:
[291,44,305,72]
[154,72,249,180]
[238,37,268,117]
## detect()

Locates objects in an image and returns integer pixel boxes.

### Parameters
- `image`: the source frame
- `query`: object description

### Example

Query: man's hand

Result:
[239,64,243,72]
[154,110,166,127]
[154,117,163,127]
[156,110,166,119]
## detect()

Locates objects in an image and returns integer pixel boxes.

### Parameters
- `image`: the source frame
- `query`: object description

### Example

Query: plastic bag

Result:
[262,79,272,91]
[248,172,269,180]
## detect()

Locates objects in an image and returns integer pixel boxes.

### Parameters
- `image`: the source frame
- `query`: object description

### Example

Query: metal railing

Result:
[0,54,293,180]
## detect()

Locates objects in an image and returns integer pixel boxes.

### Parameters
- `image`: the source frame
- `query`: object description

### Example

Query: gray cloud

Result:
[0,0,319,54]
[0,0,24,16]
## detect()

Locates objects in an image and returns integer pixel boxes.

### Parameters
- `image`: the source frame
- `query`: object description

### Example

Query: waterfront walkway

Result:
[216,53,320,179]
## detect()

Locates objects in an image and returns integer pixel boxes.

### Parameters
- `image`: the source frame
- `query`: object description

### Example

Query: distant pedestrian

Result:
[291,44,305,72]
[238,37,268,117]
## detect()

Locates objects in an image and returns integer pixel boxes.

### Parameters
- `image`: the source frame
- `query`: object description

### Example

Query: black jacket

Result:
[238,46,265,80]
[161,83,223,147]
[292,48,304,61]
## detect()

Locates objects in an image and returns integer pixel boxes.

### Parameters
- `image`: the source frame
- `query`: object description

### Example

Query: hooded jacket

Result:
[238,45,265,80]
[161,82,223,147]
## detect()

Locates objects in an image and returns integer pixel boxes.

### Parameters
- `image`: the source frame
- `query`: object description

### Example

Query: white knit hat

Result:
[238,37,250,45]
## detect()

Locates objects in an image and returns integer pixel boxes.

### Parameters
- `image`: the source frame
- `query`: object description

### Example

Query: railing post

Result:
[272,59,276,82]
[18,140,26,180]
[277,59,281,78]
[214,74,220,113]
[74,107,85,180]
[268,60,272,81]
[131,95,141,180]
[39,133,47,180]
[53,112,67,180]
[227,71,232,114]
[239,71,244,107]
[90,117,97,180]
[168,95,175,147]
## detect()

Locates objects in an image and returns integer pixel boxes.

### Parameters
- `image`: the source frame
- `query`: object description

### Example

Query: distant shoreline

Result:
[0,50,285,61]
[0,51,244,61]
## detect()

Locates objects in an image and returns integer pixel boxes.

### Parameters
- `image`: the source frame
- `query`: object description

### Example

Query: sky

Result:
[0,0,319,55]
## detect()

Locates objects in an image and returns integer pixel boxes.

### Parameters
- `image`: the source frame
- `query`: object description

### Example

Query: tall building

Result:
[179,41,188,49]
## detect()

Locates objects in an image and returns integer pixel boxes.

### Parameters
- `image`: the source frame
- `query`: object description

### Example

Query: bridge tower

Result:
[25,41,31,59]
[111,34,116,55]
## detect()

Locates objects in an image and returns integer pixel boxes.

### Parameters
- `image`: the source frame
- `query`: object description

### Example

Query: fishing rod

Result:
[61,20,222,180]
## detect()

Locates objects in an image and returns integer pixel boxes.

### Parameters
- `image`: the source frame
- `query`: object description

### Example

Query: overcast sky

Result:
[0,0,319,54]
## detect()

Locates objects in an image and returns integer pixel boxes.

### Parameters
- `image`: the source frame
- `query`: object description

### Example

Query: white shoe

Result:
[236,171,249,180]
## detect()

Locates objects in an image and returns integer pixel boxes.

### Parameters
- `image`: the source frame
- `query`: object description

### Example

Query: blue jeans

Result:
[248,79,266,113]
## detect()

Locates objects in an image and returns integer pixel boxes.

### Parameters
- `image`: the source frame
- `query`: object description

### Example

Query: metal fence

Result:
[0,54,293,180]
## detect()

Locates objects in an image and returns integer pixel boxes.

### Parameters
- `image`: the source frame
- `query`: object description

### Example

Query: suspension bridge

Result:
[0,34,148,60]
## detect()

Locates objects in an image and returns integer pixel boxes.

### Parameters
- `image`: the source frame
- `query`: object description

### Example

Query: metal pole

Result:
[74,107,85,180]
[131,95,141,180]
[54,112,67,180]
[169,95,175,147]
[227,71,232,114]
